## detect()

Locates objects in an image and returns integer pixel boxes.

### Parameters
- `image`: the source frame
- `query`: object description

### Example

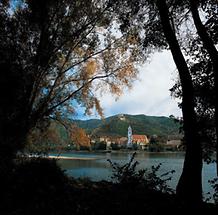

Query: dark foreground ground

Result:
[1,158,217,215]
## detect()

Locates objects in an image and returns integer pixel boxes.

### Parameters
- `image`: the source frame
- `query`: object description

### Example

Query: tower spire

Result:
[127,125,132,148]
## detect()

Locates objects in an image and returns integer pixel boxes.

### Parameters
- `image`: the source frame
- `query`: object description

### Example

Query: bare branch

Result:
[62,36,125,74]
[46,69,121,114]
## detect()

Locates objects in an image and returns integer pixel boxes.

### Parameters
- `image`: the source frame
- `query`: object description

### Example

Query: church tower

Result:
[127,125,133,148]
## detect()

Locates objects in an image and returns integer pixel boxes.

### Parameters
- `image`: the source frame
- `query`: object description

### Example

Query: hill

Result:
[74,114,181,138]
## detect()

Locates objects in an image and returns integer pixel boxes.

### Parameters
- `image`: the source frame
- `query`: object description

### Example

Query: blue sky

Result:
[76,50,182,120]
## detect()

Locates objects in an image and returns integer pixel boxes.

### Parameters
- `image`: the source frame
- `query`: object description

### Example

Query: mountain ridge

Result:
[73,114,181,138]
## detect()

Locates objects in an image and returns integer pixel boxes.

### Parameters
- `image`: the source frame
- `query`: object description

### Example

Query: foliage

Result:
[149,143,164,152]
[132,143,139,150]
[0,0,143,157]
[2,156,217,214]
[110,143,121,150]
[91,141,107,150]
[23,113,181,152]
[208,177,218,204]
[148,135,165,152]
[144,163,175,194]
[107,152,146,186]
[70,125,91,150]
[115,0,217,203]
[3,157,76,215]
[108,152,175,193]
[170,3,218,162]
[24,121,69,154]
[0,0,217,210]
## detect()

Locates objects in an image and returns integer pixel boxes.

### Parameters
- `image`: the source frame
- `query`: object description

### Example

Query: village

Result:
[88,125,182,152]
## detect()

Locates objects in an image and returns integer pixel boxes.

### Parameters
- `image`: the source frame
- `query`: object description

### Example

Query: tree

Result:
[155,1,202,204]
[148,0,218,204]
[25,121,69,154]
[118,0,218,204]
[115,0,203,204]
[70,126,91,150]
[0,0,142,164]
[169,0,218,172]
[189,0,218,175]
[171,24,216,164]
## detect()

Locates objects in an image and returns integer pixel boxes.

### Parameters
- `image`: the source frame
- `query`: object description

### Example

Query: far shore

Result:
[22,151,185,161]
[48,155,103,160]
[49,150,185,154]
[48,150,186,160]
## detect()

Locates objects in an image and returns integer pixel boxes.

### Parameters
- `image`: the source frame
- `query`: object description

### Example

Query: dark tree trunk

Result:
[0,113,30,164]
[0,62,35,172]
[156,0,203,205]
[190,0,218,176]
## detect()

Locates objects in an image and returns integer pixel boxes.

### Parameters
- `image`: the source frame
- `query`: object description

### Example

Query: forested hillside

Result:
[74,114,181,138]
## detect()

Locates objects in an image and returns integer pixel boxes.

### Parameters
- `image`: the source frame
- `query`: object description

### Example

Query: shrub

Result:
[111,143,121,150]
[208,177,218,204]
[6,158,76,215]
[108,152,175,193]
[107,152,145,186]
[144,163,175,194]
[92,141,106,150]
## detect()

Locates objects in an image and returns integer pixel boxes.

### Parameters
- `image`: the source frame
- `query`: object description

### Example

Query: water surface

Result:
[56,151,216,199]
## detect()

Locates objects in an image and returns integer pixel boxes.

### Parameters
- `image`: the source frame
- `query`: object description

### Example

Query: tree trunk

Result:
[156,0,203,205]
[190,0,218,176]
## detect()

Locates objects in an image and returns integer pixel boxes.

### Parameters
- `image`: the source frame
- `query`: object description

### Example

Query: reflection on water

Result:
[56,151,216,197]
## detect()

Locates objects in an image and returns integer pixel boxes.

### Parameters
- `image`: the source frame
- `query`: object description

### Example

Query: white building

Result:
[127,125,133,148]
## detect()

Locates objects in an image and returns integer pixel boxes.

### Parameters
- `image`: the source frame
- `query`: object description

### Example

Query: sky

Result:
[77,50,182,120]
[9,1,182,121]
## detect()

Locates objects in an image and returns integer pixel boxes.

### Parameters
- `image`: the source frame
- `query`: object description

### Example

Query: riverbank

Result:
[25,153,103,161]
[48,155,103,160]
[20,150,185,161]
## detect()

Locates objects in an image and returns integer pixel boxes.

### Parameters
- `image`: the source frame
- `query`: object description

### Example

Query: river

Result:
[55,151,216,200]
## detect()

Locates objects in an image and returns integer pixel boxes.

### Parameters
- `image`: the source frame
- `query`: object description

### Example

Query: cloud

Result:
[98,50,182,118]
[74,50,182,119]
